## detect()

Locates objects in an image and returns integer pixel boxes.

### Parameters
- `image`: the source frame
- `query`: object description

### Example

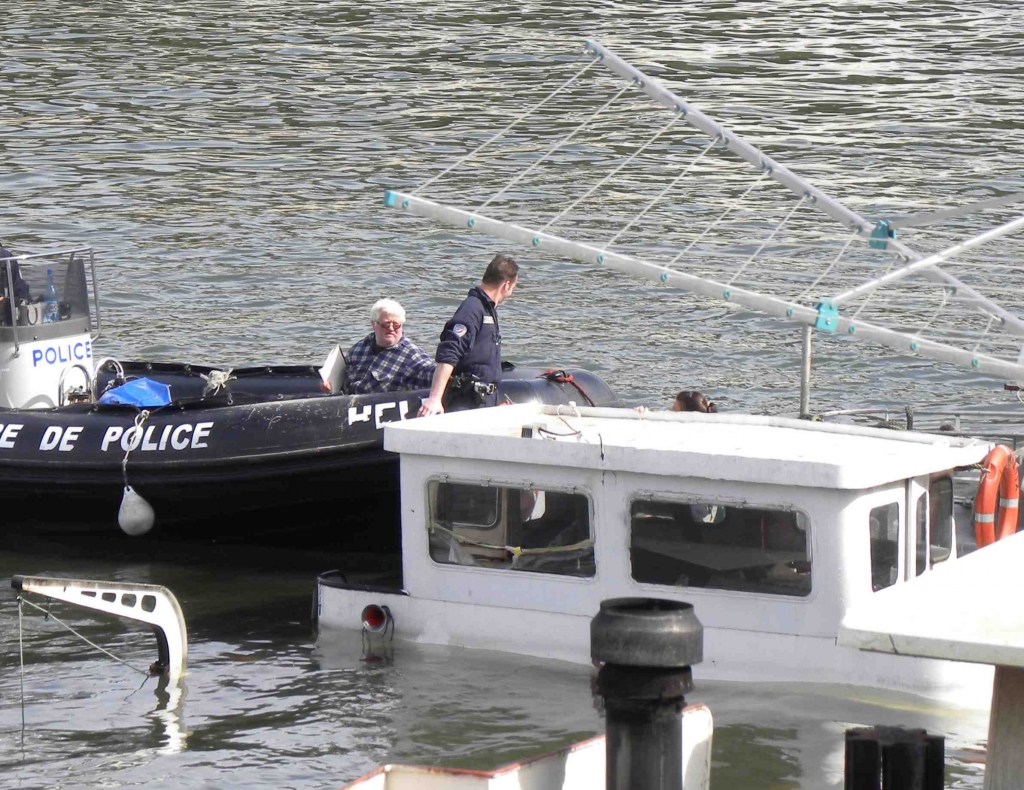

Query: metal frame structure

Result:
[383,40,1024,410]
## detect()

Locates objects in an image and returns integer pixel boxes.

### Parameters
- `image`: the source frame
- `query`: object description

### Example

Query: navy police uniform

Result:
[435,286,502,409]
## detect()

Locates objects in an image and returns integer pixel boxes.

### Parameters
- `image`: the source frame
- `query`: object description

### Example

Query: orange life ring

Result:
[974,444,1020,548]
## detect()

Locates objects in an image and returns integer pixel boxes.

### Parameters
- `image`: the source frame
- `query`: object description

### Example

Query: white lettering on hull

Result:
[347,399,413,430]
[0,423,222,452]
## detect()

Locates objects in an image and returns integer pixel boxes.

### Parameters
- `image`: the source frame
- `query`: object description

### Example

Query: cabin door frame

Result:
[904,475,929,581]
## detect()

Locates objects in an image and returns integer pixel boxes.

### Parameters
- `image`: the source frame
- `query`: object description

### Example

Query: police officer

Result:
[418,254,519,416]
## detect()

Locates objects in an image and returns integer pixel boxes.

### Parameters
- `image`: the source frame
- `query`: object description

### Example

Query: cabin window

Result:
[928,476,953,566]
[427,481,594,578]
[629,499,811,597]
[869,502,899,591]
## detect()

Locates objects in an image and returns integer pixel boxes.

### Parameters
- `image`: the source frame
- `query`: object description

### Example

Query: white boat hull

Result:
[317,581,993,710]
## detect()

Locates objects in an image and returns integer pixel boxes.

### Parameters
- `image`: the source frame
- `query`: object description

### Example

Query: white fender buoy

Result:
[119,485,155,536]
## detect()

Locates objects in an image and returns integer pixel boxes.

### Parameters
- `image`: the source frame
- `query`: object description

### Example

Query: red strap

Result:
[538,369,596,407]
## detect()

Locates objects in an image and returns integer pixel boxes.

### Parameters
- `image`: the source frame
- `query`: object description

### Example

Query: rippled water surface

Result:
[1,2,1019,787]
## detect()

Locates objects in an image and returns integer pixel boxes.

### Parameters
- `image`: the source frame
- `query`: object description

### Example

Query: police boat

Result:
[0,245,619,545]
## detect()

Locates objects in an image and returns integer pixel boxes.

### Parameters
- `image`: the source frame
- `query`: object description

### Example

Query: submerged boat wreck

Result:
[320,37,1024,714]
[0,245,619,546]
[317,403,1003,705]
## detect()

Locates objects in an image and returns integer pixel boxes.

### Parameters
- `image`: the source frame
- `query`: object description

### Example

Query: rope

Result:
[604,134,721,249]
[19,598,25,731]
[972,314,997,355]
[200,368,235,396]
[796,230,859,302]
[727,192,810,286]
[476,82,633,213]
[432,522,594,558]
[413,54,597,196]
[541,109,684,231]
[121,409,151,488]
[911,286,951,339]
[852,254,897,320]
[18,596,150,676]
[539,368,596,406]
[667,169,771,268]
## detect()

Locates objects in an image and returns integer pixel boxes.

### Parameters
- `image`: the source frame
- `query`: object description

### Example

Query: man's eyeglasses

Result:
[375,320,403,331]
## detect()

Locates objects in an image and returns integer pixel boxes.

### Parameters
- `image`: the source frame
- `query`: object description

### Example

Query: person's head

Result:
[672,390,717,413]
[481,253,519,305]
[370,298,406,349]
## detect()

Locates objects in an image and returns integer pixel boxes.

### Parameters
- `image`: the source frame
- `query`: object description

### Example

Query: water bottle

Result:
[43,268,59,324]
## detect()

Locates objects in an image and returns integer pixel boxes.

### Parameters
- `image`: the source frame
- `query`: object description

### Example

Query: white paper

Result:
[319,344,346,394]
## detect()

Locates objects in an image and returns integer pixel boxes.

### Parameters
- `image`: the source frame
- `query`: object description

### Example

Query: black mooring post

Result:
[845,726,945,790]
[591,598,703,790]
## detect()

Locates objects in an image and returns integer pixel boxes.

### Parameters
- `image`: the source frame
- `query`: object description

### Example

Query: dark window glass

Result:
[434,482,499,529]
[870,503,899,592]
[428,482,594,577]
[629,499,811,597]
[929,477,953,566]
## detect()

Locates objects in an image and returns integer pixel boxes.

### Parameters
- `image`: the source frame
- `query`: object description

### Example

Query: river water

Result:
[1,1,1019,787]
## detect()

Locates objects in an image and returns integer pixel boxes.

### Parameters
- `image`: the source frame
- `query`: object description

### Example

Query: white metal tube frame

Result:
[384,189,1024,382]
[583,40,1024,339]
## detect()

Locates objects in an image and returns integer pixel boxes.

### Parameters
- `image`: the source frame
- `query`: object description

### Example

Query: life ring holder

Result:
[973,444,1020,549]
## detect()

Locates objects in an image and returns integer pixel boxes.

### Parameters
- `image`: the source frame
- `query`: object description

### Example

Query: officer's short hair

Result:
[370,298,406,324]
[481,253,519,286]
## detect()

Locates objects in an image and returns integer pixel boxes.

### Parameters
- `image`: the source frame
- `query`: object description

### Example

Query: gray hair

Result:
[370,298,406,324]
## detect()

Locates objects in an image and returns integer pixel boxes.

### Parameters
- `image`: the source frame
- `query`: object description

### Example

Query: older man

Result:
[343,298,436,395]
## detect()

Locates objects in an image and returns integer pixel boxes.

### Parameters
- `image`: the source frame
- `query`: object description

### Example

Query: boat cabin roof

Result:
[385,405,990,490]
[840,532,1024,667]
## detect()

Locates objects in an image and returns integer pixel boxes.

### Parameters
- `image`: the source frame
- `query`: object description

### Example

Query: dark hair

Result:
[674,390,717,413]
[481,253,519,286]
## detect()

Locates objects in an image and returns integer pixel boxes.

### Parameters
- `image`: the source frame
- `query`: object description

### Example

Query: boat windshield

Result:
[0,246,96,332]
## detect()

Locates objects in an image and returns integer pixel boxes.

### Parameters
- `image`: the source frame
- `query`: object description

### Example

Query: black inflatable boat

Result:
[4,359,619,547]
[0,245,620,548]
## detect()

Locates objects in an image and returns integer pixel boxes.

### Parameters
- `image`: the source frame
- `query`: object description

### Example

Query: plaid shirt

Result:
[344,333,436,395]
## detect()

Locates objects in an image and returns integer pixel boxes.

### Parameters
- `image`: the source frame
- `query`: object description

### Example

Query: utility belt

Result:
[443,373,497,408]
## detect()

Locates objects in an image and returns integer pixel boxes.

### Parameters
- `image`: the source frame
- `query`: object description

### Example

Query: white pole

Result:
[833,213,1024,305]
[584,40,1024,339]
[384,190,1024,382]
[800,325,812,417]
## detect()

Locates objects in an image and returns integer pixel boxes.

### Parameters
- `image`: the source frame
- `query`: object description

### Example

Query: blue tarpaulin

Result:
[98,378,172,407]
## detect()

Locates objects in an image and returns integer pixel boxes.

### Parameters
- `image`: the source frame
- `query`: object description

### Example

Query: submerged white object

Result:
[839,532,1024,789]
[118,485,155,536]
[318,403,997,707]
[12,574,188,681]
[343,703,713,790]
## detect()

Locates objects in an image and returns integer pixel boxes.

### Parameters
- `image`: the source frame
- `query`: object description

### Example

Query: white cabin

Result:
[317,404,998,707]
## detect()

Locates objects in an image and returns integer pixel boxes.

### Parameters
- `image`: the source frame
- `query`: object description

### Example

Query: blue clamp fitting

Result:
[467,217,475,228]
[532,236,540,246]
[660,272,668,282]
[596,253,604,264]
[815,299,839,333]
[384,191,398,207]
[869,220,896,250]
